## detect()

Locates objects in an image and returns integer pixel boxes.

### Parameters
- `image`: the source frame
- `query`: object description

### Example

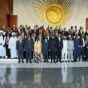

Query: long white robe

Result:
[0,36,4,57]
[9,37,17,58]
[62,40,68,61]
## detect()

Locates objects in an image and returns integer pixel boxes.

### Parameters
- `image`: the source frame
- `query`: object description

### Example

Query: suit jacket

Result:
[26,38,34,52]
[73,38,79,49]
[42,39,49,52]
[56,37,63,51]
[78,38,84,47]
[16,40,24,52]
[49,38,57,52]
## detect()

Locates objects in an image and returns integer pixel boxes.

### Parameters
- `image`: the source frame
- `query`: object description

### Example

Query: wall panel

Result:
[0,0,13,27]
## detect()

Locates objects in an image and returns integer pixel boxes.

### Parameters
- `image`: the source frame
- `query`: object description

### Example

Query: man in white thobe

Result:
[62,36,68,61]
[0,31,4,58]
[9,33,17,58]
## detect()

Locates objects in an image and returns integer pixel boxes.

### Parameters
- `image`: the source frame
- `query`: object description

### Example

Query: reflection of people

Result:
[61,63,67,83]
[0,68,6,84]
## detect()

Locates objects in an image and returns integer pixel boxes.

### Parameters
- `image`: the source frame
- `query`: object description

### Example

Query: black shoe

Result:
[22,61,24,63]
[18,61,21,63]
[30,61,32,63]
[26,62,28,63]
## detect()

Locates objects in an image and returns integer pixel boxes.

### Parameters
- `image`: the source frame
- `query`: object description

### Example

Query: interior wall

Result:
[13,0,88,29]
[0,0,13,27]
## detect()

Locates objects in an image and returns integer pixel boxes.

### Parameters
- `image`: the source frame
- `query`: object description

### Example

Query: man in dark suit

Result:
[73,35,79,62]
[85,41,88,61]
[78,36,85,61]
[16,35,24,63]
[42,36,49,62]
[25,35,34,63]
[49,35,57,63]
[56,33,63,62]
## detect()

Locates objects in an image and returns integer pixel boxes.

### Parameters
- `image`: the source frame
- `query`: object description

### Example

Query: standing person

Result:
[85,43,88,61]
[26,35,34,63]
[9,33,17,59]
[34,37,41,62]
[78,35,85,61]
[16,35,24,63]
[67,35,74,62]
[73,35,79,62]
[49,35,57,63]
[0,31,4,58]
[23,34,27,59]
[56,33,63,62]
[2,31,6,58]
[42,36,49,63]
[62,36,68,62]
[5,35,10,58]
[84,36,88,61]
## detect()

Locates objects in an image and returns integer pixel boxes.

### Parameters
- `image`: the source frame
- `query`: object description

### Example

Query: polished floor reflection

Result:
[0,66,88,88]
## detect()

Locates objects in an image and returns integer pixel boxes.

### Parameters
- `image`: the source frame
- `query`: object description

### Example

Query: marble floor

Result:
[0,63,88,88]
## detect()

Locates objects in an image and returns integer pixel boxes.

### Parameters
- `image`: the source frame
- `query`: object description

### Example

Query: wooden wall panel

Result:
[7,15,18,28]
[0,0,13,27]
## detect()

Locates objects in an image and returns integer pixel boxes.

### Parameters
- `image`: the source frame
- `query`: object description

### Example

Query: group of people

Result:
[0,25,88,63]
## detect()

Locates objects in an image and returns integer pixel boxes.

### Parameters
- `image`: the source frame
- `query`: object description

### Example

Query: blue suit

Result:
[49,37,57,63]
[16,40,24,63]
[85,42,88,61]
[78,38,85,61]
[25,38,34,63]
[73,38,79,62]
[42,38,49,62]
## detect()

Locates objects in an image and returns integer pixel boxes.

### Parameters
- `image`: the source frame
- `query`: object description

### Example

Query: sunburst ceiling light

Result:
[33,0,75,26]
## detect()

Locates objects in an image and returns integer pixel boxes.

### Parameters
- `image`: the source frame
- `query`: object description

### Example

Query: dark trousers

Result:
[26,51,32,63]
[77,48,85,61]
[5,44,10,58]
[73,49,79,62]
[50,51,56,63]
[80,48,85,61]
[85,47,88,61]
[56,50,62,62]
[18,51,24,63]
[78,48,81,61]
[43,51,48,62]
[23,51,26,59]
[48,51,50,59]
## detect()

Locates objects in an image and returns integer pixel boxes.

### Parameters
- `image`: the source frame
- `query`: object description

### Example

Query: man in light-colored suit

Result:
[62,36,68,62]
[67,35,74,62]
